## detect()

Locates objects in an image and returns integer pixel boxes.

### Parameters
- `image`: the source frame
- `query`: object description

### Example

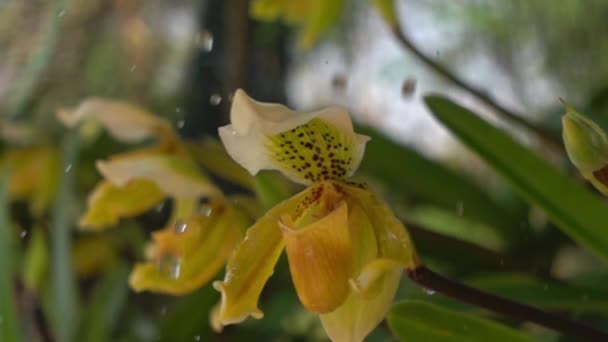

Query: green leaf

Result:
[50,131,81,342]
[0,170,22,342]
[388,300,535,342]
[466,273,608,313]
[358,126,523,243]
[425,95,608,262]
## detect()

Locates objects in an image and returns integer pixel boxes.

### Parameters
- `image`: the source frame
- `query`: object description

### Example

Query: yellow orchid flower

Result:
[562,102,608,195]
[214,90,420,342]
[250,0,343,49]
[58,99,246,295]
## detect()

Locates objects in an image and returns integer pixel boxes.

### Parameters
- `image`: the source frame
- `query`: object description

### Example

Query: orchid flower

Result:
[214,90,420,341]
[58,98,246,295]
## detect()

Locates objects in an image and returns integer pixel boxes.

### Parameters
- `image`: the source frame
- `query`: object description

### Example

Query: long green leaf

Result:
[51,131,80,342]
[359,126,523,242]
[425,95,608,262]
[465,273,608,313]
[388,300,535,342]
[0,170,21,341]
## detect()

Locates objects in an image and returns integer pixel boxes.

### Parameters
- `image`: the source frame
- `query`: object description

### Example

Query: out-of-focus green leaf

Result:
[425,95,608,262]
[50,131,80,342]
[159,285,217,342]
[358,126,523,243]
[387,300,535,342]
[81,264,129,342]
[22,227,49,291]
[466,273,608,313]
[0,170,21,342]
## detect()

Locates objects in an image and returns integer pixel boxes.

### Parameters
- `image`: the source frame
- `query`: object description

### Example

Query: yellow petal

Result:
[342,183,420,269]
[320,262,402,342]
[297,0,343,50]
[57,97,175,144]
[281,201,352,313]
[129,200,244,295]
[79,179,165,230]
[96,154,220,199]
[219,89,369,185]
[212,185,317,329]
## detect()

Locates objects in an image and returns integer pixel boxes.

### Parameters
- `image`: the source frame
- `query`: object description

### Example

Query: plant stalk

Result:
[406,265,608,341]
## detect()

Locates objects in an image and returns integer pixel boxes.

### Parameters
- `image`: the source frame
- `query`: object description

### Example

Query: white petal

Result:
[219,89,370,184]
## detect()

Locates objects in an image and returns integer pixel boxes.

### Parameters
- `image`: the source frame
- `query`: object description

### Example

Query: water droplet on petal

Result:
[195,30,214,52]
[209,94,222,106]
[174,220,188,234]
[199,204,212,217]
[158,255,181,279]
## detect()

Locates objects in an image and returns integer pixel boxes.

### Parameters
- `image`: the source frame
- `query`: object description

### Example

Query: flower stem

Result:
[389,26,563,151]
[406,265,608,341]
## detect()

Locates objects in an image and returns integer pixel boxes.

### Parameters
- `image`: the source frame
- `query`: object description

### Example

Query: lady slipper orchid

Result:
[58,99,246,295]
[215,90,420,341]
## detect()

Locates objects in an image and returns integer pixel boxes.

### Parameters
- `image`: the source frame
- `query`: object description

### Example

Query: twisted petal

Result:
[218,89,369,185]
[212,185,317,329]
[79,179,165,230]
[281,201,352,313]
[129,200,244,295]
[96,154,220,199]
[57,98,174,144]
[320,261,402,342]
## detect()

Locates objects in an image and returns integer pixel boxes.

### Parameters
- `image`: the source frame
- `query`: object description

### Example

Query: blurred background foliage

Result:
[1,0,608,341]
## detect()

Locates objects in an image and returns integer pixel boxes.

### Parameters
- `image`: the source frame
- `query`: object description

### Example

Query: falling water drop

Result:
[209,94,222,106]
[423,288,436,295]
[195,30,214,52]
[20,230,27,239]
[64,164,72,173]
[58,9,66,17]
[176,120,185,129]
[174,220,188,234]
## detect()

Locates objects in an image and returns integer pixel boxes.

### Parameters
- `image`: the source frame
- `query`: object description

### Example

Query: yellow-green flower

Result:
[214,90,419,341]
[58,98,246,295]
[250,0,343,49]
[562,102,608,195]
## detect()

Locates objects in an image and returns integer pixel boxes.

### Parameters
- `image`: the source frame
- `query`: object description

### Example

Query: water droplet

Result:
[175,107,181,113]
[194,336,201,341]
[130,65,137,72]
[64,164,72,173]
[401,78,416,98]
[176,120,185,129]
[158,255,181,279]
[199,204,212,217]
[456,201,464,216]
[58,9,66,17]
[174,220,188,234]
[195,30,214,52]
[423,288,436,295]
[20,230,27,239]
[209,94,222,106]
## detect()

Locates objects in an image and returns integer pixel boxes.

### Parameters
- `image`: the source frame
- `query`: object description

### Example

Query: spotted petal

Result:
[218,89,369,185]
[212,185,317,329]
